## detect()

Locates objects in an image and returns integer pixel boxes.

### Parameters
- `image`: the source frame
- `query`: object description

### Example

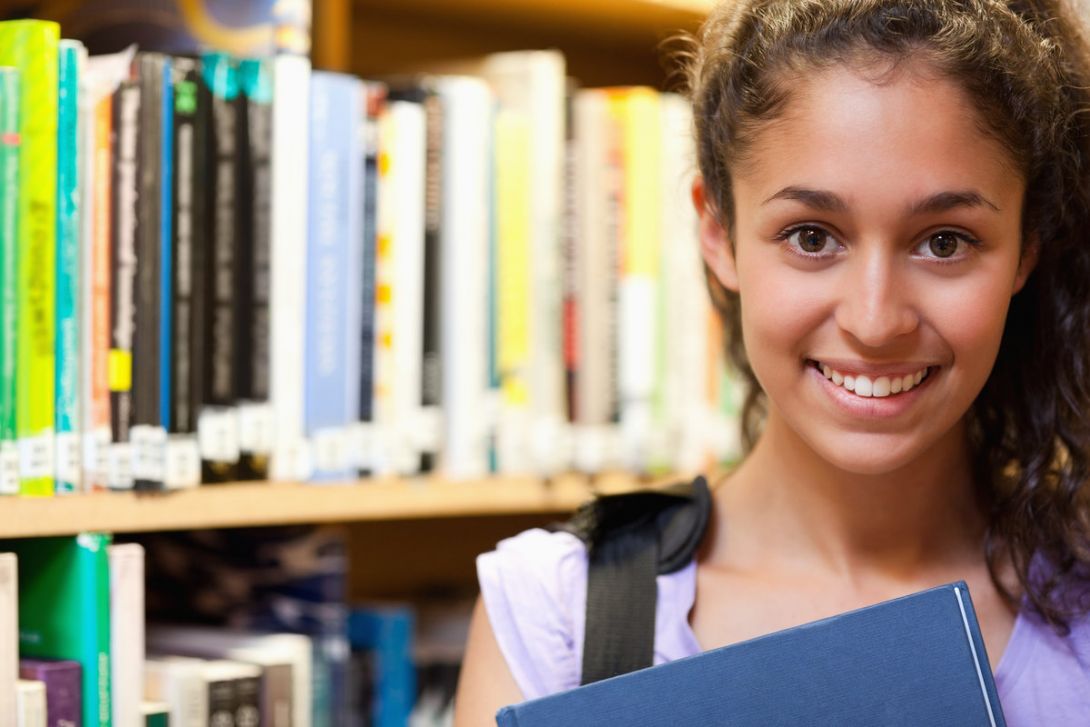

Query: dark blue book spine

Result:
[159,57,173,440]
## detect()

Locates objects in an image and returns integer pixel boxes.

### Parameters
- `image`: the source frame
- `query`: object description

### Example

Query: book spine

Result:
[0,67,20,495]
[165,57,203,489]
[0,554,16,717]
[561,83,578,427]
[108,543,143,727]
[354,82,384,476]
[199,52,241,483]
[54,40,83,494]
[237,58,274,481]
[208,677,236,727]
[76,532,112,727]
[305,71,361,481]
[0,21,61,497]
[16,680,46,727]
[83,91,112,490]
[419,90,443,474]
[158,58,173,465]
[18,660,82,727]
[269,54,310,481]
[131,54,165,491]
[235,673,261,727]
[108,80,139,490]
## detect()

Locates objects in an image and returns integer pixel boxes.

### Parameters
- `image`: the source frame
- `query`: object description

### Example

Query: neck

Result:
[725,406,987,585]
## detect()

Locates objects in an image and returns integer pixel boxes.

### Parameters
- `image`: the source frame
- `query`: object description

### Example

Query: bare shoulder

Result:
[453,597,524,727]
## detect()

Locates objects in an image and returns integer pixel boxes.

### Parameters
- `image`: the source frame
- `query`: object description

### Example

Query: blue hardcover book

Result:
[159,57,173,440]
[54,40,82,493]
[497,582,1006,727]
[305,71,362,481]
[348,605,416,727]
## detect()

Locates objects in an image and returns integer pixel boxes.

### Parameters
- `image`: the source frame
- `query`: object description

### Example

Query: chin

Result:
[804,431,927,477]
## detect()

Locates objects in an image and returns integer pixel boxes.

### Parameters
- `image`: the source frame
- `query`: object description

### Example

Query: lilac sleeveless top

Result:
[478,528,1090,725]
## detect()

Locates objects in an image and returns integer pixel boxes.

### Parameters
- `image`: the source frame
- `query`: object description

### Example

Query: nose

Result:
[834,250,919,347]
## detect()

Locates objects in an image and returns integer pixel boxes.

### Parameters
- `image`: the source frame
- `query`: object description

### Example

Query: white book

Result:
[385,100,427,476]
[144,656,208,727]
[0,554,16,720]
[482,52,568,476]
[270,53,312,482]
[15,680,45,727]
[147,625,313,727]
[660,94,708,473]
[437,77,493,480]
[109,543,144,727]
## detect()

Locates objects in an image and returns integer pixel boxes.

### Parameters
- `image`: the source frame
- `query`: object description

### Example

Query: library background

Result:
[0,0,740,724]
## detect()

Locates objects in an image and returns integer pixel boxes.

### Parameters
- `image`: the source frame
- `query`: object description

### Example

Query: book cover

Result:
[305,71,363,482]
[144,656,208,727]
[108,79,139,490]
[140,702,170,727]
[16,679,46,727]
[0,552,16,717]
[436,76,491,480]
[54,40,85,495]
[157,55,175,483]
[19,659,82,727]
[496,582,1006,727]
[1,534,113,727]
[0,67,19,496]
[165,55,205,490]
[268,53,311,482]
[348,605,415,727]
[0,20,60,497]
[198,51,241,483]
[108,543,144,727]
[131,52,168,491]
[237,57,274,482]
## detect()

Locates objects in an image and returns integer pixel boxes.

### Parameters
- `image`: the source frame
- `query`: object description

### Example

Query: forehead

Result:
[734,61,1024,210]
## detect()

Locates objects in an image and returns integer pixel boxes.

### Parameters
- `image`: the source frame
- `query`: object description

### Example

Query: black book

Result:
[236,57,273,481]
[200,52,242,483]
[132,52,167,491]
[108,79,140,490]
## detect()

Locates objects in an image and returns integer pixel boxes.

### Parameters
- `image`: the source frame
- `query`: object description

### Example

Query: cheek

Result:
[923,272,1013,374]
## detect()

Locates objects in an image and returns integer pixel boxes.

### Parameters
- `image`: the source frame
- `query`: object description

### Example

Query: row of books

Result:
[0,17,742,496]
[1,527,455,726]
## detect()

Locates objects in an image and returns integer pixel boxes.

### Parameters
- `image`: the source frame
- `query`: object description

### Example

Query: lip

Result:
[808,362,937,419]
[808,357,937,378]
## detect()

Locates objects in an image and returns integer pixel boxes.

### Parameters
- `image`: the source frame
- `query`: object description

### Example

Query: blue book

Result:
[159,56,173,437]
[54,40,82,493]
[305,71,362,481]
[349,605,416,727]
[496,582,1006,726]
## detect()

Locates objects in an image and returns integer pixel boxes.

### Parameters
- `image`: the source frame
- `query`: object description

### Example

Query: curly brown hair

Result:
[683,0,1090,630]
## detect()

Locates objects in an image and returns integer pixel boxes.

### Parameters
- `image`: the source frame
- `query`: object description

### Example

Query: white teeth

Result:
[854,376,873,397]
[872,376,891,397]
[817,363,930,398]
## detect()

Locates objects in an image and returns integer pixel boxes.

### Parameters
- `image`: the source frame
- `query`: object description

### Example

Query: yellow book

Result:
[0,21,60,497]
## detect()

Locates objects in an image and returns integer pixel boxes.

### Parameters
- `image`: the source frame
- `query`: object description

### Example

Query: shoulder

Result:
[998,606,1090,723]
[476,528,589,700]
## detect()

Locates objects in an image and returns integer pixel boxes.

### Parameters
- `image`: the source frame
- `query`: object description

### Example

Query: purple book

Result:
[19,658,82,727]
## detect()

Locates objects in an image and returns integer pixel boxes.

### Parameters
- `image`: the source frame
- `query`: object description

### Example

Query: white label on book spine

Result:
[411,406,443,452]
[311,427,349,474]
[54,431,82,489]
[82,427,111,488]
[0,442,18,494]
[238,402,275,454]
[18,431,54,481]
[130,425,167,482]
[165,436,202,489]
[346,422,375,472]
[198,408,240,463]
[107,442,134,490]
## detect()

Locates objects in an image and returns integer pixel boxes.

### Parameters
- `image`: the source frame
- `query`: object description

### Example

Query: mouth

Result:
[806,359,935,399]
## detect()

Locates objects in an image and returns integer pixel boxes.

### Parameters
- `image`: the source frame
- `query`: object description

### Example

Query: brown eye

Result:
[928,233,960,258]
[796,227,828,253]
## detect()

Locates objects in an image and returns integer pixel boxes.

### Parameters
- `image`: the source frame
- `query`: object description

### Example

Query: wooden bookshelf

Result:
[0,472,670,539]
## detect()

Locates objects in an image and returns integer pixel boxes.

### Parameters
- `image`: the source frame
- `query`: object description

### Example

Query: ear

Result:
[1012,233,1039,294]
[692,175,739,293]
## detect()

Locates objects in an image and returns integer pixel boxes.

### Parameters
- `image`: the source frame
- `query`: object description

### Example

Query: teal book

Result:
[1,533,113,727]
[55,40,84,494]
[0,66,19,496]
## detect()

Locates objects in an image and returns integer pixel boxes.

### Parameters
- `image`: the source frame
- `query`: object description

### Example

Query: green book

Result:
[141,702,169,727]
[0,66,19,496]
[0,20,59,497]
[1,533,113,726]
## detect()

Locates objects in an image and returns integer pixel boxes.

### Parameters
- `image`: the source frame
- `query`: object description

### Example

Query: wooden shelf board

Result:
[0,472,663,538]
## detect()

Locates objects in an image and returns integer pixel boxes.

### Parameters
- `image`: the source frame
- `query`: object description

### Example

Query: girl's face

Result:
[701,62,1036,475]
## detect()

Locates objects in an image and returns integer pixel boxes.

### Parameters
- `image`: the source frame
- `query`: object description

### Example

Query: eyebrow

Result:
[761,186,1001,214]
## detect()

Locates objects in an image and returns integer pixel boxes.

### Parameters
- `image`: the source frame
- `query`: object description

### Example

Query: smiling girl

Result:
[454,0,1090,723]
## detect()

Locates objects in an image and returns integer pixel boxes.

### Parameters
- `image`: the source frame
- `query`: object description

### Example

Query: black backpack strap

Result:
[557,476,711,685]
